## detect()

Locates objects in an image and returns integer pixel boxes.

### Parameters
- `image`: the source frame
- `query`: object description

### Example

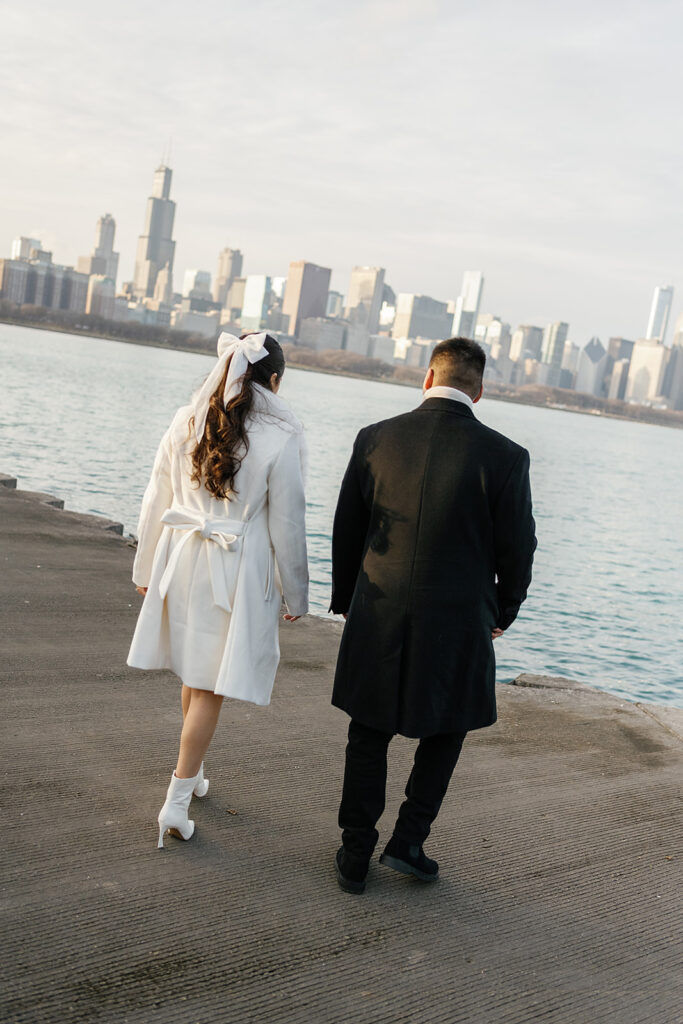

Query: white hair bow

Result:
[192,332,269,442]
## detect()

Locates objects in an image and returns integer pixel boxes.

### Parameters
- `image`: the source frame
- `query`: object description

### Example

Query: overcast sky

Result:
[1,0,682,344]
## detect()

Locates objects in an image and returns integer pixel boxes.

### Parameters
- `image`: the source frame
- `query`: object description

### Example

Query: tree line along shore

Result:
[2,301,682,431]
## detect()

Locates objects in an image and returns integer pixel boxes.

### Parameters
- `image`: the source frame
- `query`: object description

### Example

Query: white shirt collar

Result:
[422,384,474,409]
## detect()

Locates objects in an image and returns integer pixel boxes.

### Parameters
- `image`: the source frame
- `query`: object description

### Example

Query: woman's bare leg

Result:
[175,688,224,779]
[181,684,191,719]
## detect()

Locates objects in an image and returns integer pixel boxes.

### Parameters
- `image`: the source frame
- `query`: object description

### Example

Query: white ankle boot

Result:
[157,772,199,848]
[193,762,209,798]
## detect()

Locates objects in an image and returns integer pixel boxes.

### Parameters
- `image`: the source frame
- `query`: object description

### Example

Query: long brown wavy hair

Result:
[189,334,285,499]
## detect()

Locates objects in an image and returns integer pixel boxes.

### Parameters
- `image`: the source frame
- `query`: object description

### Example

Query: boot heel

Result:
[156,771,200,848]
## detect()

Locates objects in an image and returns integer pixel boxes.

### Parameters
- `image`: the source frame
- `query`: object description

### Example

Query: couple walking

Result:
[128,330,536,893]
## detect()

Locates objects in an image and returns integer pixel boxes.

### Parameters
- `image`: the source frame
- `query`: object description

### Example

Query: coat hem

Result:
[331,699,497,738]
[127,657,273,707]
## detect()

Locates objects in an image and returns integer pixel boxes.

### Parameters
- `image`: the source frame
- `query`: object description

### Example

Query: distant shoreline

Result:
[2,314,682,431]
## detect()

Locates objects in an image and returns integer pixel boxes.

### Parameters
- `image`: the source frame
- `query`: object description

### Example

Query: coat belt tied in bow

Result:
[158,506,247,613]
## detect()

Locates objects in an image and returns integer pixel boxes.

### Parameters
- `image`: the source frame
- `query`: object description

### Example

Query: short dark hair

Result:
[429,337,486,397]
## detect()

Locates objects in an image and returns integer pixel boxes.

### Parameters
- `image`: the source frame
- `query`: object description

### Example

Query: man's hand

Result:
[136,586,148,596]
[491,628,505,640]
[283,614,302,622]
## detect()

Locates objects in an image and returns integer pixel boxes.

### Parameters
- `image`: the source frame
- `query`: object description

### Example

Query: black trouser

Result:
[338,719,467,862]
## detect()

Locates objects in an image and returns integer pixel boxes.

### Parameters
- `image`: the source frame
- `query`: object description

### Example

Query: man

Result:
[330,337,536,894]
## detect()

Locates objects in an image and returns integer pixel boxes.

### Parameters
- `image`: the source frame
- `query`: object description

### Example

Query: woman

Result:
[128,331,309,848]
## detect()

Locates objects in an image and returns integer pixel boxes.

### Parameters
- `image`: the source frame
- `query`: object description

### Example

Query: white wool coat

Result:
[127,388,309,704]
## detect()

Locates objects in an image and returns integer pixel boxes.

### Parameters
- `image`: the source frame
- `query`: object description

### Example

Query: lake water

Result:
[2,324,682,708]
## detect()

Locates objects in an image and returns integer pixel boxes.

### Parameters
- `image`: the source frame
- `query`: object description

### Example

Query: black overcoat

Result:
[330,397,537,738]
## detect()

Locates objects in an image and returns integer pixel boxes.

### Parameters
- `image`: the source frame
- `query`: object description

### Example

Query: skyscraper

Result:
[392,294,453,341]
[607,337,635,363]
[625,339,668,402]
[509,325,543,362]
[78,214,119,285]
[451,271,484,340]
[671,313,683,348]
[213,248,243,307]
[539,321,569,387]
[540,322,569,366]
[133,165,176,299]
[575,337,608,396]
[183,269,212,298]
[345,266,385,334]
[645,285,674,343]
[86,275,116,319]
[326,290,344,318]
[282,261,331,337]
[11,237,42,260]
[240,275,272,330]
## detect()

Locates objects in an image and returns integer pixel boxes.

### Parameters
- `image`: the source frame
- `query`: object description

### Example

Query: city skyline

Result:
[2,2,682,345]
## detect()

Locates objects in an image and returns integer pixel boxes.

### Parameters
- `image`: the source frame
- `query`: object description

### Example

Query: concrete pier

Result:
[1,480,681,1023]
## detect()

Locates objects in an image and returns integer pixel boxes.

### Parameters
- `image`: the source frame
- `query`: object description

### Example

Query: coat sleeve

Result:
[492,447,537,631]
[132,427,174,588]
[267,431,309,616]
[330,433,372,615]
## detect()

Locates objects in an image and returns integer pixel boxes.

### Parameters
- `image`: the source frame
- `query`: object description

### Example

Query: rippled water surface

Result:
[2,325,682,707]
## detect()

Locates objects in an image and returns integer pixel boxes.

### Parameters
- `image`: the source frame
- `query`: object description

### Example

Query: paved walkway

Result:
[1,479,681,1024]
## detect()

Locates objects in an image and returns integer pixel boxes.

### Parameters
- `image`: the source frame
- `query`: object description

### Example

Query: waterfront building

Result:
[225,277,246,323]
[344,323,371,356]
[391,294,452,341]
[77,214,120,285]
[625,339,668,403]
[405,338,438,369]
[282,261,331,337]
[671,313,683,348]
[11,237,43,261]
[662,345,683,409]
[379,301,395,328]
[271,277,287,300]
[541,321,569,365]
[326,290,344,318]
[607,359,631,401]
[0,259,29,303]
[561,340,580,375]
[213,248,243,307]
[296,317,370,355]
[539,321,569,387]
[486,319,512,360]
[451,271,484,340]
[603,337,635,400]
[85,275,115,319]
[0,255,88,313]
[575,337,608,396]
[368,335,397,364]
[298,317,346,351]
[240,275,272,330]
[645,285,674,343]
[345,266,385,334]
[170,308,220,338]
[607,337,635,363]
[183,269,212,298]
[133,165,176,299]
[509,325,543,362]
[474,313,495,345]
[153,265,173,305]
[520,358,541,384]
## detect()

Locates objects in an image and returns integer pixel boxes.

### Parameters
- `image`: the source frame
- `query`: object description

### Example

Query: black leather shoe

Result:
[379,836,439,882]
[335,847,368,894]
